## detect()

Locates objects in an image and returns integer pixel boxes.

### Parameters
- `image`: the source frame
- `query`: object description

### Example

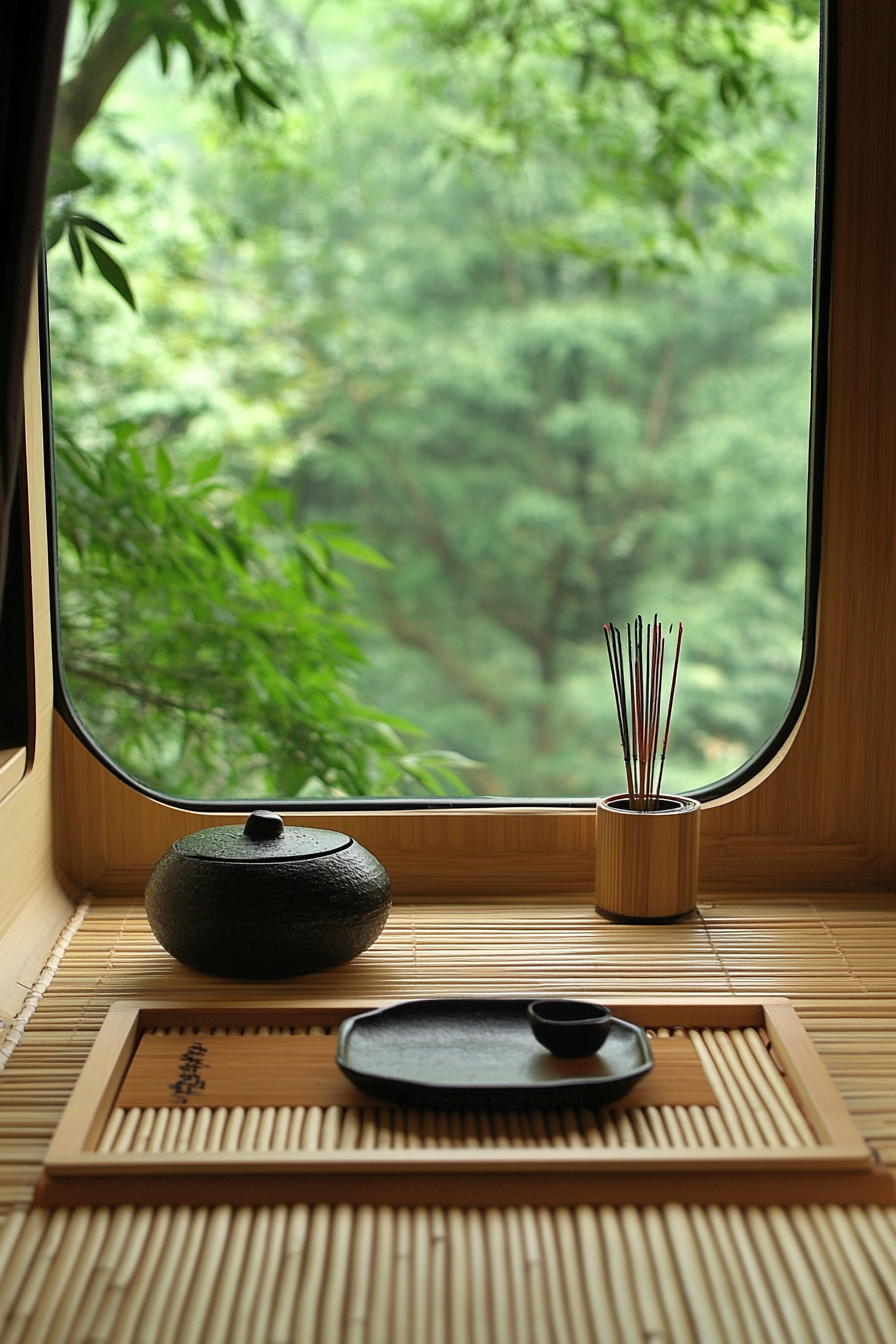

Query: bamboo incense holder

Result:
[595,794,700,923]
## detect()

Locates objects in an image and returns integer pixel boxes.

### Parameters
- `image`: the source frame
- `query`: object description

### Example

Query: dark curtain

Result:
[0,0,70,615]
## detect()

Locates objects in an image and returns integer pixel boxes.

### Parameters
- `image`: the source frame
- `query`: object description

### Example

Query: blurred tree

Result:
[409,0,818,273]
[268,86,813,793]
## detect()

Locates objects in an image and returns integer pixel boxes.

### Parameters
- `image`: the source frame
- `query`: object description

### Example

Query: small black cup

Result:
[527,1000,612,1058]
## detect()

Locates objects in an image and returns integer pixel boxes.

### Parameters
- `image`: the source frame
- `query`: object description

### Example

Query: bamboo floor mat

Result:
[1,1199,896,1344]
[0,894,893,1341]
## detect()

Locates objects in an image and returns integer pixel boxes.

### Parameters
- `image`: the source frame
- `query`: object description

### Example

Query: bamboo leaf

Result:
[68,226,84,275]
[235,63,281,110]
[68,214,125,245]
[189,453,223,485]
[184,0,228,36]
[323,533,394,569]
[84,236,137,310]
[45,218,64,250]
[46,154,93,198]
[156,445,175,489]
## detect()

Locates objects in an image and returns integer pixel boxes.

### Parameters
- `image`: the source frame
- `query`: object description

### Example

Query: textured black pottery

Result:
[145,810,391,979]
[527,1000,612,1057]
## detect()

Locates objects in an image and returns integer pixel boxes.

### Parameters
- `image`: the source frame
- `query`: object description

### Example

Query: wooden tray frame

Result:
[37,997,895,1208]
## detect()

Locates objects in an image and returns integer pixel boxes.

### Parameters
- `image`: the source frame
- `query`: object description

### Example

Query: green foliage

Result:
[46,207,137,308]
[406,0,819,274]
[67,0,282,124]
[55,422,473,798]
[46,0,819,798]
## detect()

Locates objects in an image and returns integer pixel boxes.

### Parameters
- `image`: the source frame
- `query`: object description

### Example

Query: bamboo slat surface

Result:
[93,1023,817,1156]
[0,1199,894,1344]
[0,894,893,1341]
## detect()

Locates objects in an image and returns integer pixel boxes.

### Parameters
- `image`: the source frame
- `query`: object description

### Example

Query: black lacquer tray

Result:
[336,998,653,1109]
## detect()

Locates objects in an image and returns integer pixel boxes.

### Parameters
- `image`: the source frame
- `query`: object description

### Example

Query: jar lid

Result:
[173,811,353,863]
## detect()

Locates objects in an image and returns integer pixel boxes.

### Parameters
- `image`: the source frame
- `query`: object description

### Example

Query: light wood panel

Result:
[50,725,896,897]
[0,286,78,1023]
[0,749,26,807]
[112,1029,709,1111]
[700,0,896,882]
[50,747,597,901]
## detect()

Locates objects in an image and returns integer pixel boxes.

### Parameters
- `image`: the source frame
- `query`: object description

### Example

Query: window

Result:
[47,0,823,805]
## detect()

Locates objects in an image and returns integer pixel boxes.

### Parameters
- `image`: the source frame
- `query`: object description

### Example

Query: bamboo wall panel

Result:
[50,720,896,901]
[50,738,599,901]
[703,0,896,882]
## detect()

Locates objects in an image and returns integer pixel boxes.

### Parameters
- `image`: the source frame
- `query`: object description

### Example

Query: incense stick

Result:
[604,616,683,810]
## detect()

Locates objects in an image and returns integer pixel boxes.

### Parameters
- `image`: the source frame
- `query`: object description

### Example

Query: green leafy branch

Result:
[47,0,287,307]
[46,203,136,308]
[55,421,474,797]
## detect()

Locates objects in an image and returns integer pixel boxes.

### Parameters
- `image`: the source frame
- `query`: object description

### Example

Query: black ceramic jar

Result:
[145,810,391,979]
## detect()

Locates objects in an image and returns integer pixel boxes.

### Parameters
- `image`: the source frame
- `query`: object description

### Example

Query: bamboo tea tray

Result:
[37,997,895,1208]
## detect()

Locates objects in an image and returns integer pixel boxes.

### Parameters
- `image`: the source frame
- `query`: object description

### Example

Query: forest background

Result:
[46,0,820,800]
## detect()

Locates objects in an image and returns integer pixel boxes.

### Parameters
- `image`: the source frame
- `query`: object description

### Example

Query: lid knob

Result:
[243,810,285,841]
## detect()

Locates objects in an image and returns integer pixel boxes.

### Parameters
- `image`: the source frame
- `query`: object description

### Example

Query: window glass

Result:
[47,0,820,800]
